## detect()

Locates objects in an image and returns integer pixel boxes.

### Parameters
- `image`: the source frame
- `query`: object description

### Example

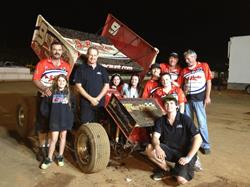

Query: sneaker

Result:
[199,148,211,155]
[40,157,52,169]
[36,147,47,162]
[151,168,169,181]
[194,156,203,172]
[56,155,64,167]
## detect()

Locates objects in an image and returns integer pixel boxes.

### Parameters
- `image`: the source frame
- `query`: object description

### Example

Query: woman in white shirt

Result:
[122,74,141,98]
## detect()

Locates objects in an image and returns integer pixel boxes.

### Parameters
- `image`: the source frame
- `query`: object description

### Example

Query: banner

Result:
[101,14,158,79]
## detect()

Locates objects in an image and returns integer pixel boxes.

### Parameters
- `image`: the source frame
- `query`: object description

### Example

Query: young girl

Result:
[105,73,124,105]
[110,73,123,91]
[40,74,74,169]
[122,73,141,98]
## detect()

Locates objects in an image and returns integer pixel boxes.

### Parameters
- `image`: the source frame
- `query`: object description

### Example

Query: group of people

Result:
[33,43,110,169]
[32,41,212,185]
[144,51,212,184]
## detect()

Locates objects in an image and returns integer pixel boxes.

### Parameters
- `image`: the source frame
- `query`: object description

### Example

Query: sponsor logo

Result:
[176,124,183,128]
[52,94,69,104]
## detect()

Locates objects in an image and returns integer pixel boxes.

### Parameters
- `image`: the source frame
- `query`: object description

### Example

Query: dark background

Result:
[1,0,250,71]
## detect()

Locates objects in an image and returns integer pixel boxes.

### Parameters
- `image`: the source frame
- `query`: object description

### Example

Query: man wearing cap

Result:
[145,95,202,184]
[142,63,161,98]
[160,52,182,82]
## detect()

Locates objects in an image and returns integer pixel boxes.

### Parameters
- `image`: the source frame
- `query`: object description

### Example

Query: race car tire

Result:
[74,123,110,173]
[246,85,250,94]
[16,100,31,138]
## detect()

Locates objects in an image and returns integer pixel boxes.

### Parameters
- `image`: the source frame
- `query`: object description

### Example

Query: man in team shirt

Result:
[142,63,161,98]
[177,49,212,155]
[154,73,186,114]
[33,41,71,162]
[160,52,182,82]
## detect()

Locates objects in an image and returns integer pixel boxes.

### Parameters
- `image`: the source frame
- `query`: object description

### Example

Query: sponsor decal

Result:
[176,124,183,128]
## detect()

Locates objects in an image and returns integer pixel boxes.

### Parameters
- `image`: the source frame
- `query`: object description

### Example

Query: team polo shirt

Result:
[154,86,186,108]
[142,79,159,98]
[160,63,182,81]
[75,63,109,106]
[177,62,212,101]
[33,58,71,87]
[154,112,200,154]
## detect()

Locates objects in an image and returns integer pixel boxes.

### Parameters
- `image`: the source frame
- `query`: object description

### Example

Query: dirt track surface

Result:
[0,81,250,187]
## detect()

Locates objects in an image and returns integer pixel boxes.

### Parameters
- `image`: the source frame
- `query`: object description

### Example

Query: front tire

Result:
[74,123,110,173]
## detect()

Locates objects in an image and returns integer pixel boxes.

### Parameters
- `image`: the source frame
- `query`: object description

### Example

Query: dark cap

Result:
[162,94,178,105]
[169,52,179,58]
[150,63,161,70]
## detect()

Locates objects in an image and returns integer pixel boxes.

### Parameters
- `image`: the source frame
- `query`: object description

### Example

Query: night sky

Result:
[1,1,250,71]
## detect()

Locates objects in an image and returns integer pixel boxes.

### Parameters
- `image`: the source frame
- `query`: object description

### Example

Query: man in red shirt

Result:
[154,73,186,114]
[160,52,182,82]
[142,63,161,98]
[33,41,71,162]
[177,49,212,155]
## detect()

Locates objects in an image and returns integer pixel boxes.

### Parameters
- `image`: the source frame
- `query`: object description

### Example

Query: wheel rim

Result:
[76,133,91,165]
[18,106,25,127]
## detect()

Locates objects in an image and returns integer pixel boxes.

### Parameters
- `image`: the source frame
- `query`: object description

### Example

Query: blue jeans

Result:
[185,100,210,149]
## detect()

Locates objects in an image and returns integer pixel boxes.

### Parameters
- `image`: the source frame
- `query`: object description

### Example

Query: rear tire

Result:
[74,123,110,173]
[16,101,30,138]
[246,85,250,94]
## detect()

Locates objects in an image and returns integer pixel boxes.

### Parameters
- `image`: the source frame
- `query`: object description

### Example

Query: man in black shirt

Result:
[145,95,202,185]
[75,46,109,123]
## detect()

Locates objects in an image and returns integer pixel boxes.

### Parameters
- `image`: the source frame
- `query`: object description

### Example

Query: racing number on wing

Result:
[36,21,48,46]
[108,21,121,36]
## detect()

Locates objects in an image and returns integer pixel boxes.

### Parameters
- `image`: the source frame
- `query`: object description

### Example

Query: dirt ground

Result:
[0,81,250,187]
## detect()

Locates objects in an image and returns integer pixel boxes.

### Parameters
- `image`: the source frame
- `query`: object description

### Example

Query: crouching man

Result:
[145,95,202,185]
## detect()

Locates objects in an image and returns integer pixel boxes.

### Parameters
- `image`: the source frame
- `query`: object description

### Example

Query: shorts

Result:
[160,143,197,181]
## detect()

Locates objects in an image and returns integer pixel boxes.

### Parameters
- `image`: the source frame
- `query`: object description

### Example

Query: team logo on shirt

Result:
[97,71,102,75]
[41,69,68,87]
[52,94,69,104]
[176,124,183,128]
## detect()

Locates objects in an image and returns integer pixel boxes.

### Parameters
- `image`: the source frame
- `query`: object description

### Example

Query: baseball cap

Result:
[150,63,161,70]
[162,94,178,105]
[169,52,179,58]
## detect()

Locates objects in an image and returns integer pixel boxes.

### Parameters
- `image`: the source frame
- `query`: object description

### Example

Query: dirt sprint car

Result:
[17,14,162,173]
